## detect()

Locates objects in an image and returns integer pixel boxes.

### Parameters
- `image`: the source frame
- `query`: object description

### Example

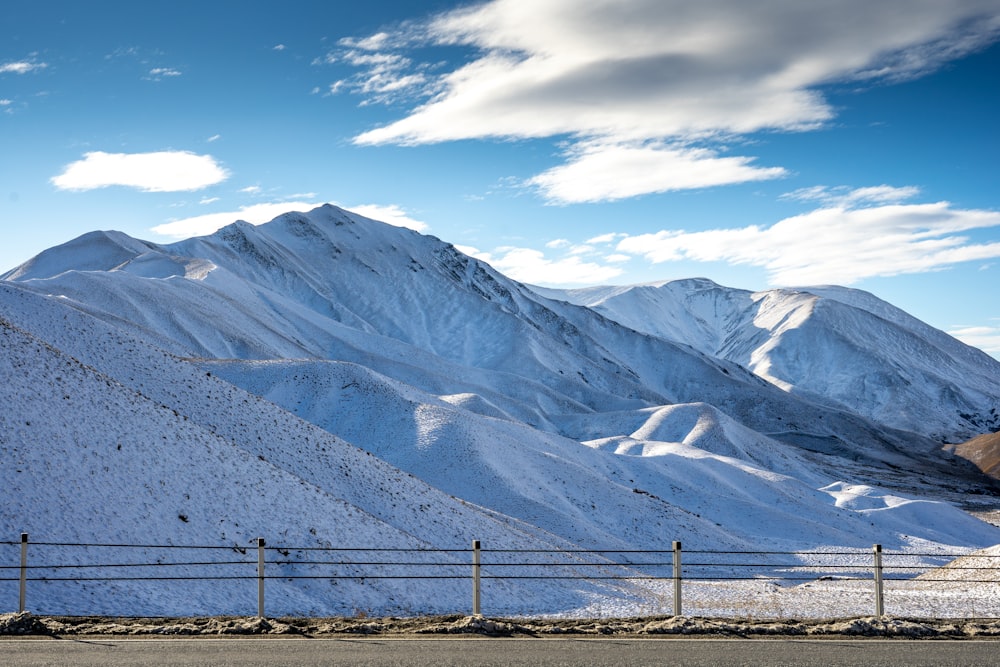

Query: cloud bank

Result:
[461,245,624,285]
[948,324,1000,357]
[468,187,1000,288]
[616,198,1000,285]
[51,151,229,193]
[343,0,1000,202]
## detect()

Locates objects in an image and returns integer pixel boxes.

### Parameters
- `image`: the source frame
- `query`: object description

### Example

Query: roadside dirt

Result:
[4,611,1000,638]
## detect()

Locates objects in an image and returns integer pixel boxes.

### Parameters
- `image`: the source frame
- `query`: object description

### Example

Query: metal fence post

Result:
[672,540,682,617]
[19,533,28,613]
[873,543,884,617]
[472,540,482,616]
[257,537,266,618]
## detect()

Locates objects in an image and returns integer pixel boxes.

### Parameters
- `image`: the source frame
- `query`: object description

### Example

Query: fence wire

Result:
[4,538,999,617]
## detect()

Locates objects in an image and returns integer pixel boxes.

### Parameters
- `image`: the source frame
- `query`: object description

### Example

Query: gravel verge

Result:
[4,612,1000,639]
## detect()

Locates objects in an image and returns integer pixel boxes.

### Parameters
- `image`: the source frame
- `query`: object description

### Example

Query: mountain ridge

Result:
[540,278,1000,441]
[3,204,999,615]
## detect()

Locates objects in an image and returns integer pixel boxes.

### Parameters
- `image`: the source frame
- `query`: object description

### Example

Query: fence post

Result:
[19,533,28,613]
[472,540,481,616]
[257,537,266,618]
[873,543,884,617]
[672,540,682,617]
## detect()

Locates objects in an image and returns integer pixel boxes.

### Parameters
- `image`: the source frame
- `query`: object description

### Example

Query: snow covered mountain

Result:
[2,204,999,616]
[535,280,1000,442]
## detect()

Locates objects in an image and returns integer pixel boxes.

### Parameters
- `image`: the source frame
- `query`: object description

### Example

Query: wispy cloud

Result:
[0,60,47,75]
[313,36,431,104]
[152,201,427,239]
[616,190,1000,285]
[343,0,1000,202]
[346,204,428,232]
[145,67,182,81]
[51,151,229,193]
[947,325,1000,359]
[781,184,922,207]
[339,32,395,51]
[463,232,629,285]
[152,201,322,238]
[586,233,626,245]
[463,245,624,285]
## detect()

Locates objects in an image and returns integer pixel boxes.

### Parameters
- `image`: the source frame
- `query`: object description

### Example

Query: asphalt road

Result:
[3,638,1000,666]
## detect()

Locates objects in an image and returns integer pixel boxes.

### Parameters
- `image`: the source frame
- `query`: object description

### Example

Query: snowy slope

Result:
[0,284,650,616]
[204,357,995,555]
[5,207,965,464]
[540,279,1000,441]
[2,205,999,616]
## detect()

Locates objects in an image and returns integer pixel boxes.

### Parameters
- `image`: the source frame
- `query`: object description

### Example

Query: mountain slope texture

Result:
[2,204,999,616]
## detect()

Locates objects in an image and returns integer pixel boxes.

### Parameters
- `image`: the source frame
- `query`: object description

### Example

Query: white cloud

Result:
[453,244,482,257]
[781,184,922,207]
[346,204,428,232]
[616,199,1000,285]
[273,44,286,51]
[468,246,624,285]
[947,325,1000,358]
[314,40,430,104]
[346,0,1000,202]
[312,53,338,66]
[0,60,47,74]
[0,99,11,106]
[106,47,140,60]
[529,141,787,203]
[339,32,394,51]
[152,201,322,238]
[151,201,427,239]
[586,232,624,245]
[51,151,229,193]
[144,67,183,82]
[207,134,221,143]
[199,197,220,205]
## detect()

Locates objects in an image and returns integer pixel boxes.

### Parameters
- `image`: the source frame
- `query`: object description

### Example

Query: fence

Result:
[3,534,999,619]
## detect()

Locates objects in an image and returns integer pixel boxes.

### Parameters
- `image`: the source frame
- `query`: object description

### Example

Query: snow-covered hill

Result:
[538,279,1000,441]
[2,204,999,616]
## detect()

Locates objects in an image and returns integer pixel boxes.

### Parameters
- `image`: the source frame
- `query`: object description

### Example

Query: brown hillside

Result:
[948,432,1000,479]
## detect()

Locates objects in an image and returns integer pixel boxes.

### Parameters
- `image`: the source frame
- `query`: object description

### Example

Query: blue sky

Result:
[3,1,1000,356]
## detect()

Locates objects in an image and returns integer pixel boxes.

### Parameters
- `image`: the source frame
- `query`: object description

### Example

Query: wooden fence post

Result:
[673,540,682,617]
[472,540,481,616]
[873,544,884,617]
[19,533,28,613]
[257,537,266,618]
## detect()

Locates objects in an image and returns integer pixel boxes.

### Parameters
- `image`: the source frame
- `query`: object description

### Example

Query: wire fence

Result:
[3,535,999,619]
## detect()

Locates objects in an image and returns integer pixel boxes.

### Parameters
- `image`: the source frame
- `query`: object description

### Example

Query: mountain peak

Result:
[1,229,157,281]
